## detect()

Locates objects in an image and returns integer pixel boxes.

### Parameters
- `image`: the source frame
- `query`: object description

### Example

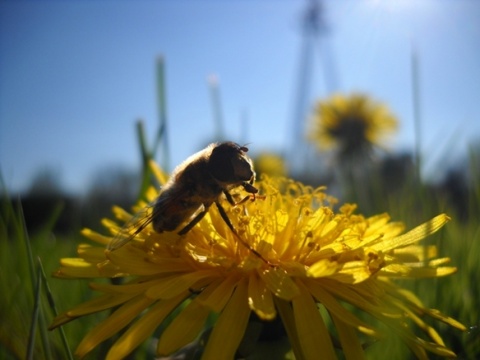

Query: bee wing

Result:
[107,203,155,251]
[107,187,195,251]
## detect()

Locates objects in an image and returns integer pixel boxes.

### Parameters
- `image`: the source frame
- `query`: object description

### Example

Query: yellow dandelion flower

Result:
[50,162,464,359]
[254,152,288,178]
[308,93,398,158]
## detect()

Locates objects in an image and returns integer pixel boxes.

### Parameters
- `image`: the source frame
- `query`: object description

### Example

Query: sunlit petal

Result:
[293,280,336,359]
[50,165,462,359]
[248,271,276,320]
[107,292,188,360]
[157,300,210,355]
[202,278,250,360]
[76,295,154,358]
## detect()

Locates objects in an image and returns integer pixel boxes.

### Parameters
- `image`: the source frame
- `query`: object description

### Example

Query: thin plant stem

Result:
[155,56,170,171]
[136,120,152,200]
[136,57,170,201]
[27,266,42,360]
[18,203,53,359]
[208,74,225,140]
[411,44,422,185]
[40,257,74,360]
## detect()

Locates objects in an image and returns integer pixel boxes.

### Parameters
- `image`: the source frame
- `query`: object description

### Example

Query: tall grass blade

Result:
[411,43,422,184]
[27,265,42,360]
[39,257,74,360]
[136,120,152,200]
[18,203,53,359]
[208,74,225,140]
[155,56,170,171]
[135,57,170,201]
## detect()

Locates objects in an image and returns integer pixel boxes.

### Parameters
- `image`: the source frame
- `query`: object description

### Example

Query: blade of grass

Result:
[16,200,36,297]
[39,257,74,360]
[411,42,422,185]
[208,74,225,140]
[135,57,170,201]
[18,202,53,359]
[136,120,152,200]
[27,264,42,360]
[154,56,170,171]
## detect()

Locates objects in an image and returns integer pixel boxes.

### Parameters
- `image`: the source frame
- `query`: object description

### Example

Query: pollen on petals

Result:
[49,169,464,359]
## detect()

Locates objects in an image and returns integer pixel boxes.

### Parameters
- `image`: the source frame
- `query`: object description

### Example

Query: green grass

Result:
[1,161,479,359]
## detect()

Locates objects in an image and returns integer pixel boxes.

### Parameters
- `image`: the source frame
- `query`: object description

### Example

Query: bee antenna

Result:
[240,142,252,152]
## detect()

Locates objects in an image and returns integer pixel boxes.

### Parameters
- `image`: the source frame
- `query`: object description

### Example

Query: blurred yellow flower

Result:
[254,152,288,178]
[50,162,464,359]
[309,93,398,158]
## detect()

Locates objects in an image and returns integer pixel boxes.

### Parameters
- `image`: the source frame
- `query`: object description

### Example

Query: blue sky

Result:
[1,0,479,194]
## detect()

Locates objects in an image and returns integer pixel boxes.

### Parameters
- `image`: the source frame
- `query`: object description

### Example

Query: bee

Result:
[108,141,265,260]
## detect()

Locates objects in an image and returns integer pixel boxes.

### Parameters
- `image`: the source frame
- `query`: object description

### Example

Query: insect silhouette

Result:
[108,141,268,262]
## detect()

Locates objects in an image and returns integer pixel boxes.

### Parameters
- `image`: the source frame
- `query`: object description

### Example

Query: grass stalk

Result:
[18,202,53,359]
[155,56,170,171]
[411,43,422,185]
[136,57,170,200]
[136,120,152,199]
[208,74,225,140]
[40,257,74,360]
[27,266,42,360]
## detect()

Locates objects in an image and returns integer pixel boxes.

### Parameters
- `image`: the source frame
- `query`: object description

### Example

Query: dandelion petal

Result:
[107,292,188,360]
[248,272,276,320]
[195,275,240,312]
[292,280,336,360]
[76,295,155,358]
[372,214,450,251]
[202,278,250,360]
[157,300,210,355]
[260,267,299,301]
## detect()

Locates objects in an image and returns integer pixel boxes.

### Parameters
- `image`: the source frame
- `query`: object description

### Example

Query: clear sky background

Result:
[1,0,479,194]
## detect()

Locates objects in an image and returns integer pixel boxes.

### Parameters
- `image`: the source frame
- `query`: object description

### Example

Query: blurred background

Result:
[2,0,480,234]
[2,0,479,192]
[1,1,480,358]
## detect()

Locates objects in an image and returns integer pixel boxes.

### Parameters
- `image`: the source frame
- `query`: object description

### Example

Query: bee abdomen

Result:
[153,214,185,233]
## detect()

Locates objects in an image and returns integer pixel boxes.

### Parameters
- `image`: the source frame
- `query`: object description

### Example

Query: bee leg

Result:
[177,205,210,235]
[215,201,236,232]
[215,201,272,266]
[223,190,236,206]
[222,189,259,207]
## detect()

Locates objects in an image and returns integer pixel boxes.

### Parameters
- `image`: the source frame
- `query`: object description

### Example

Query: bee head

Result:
[208,142,255,185]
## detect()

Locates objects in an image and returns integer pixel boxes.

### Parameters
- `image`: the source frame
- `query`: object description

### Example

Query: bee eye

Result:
[233,159,253,180]
[209,142,254,183]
